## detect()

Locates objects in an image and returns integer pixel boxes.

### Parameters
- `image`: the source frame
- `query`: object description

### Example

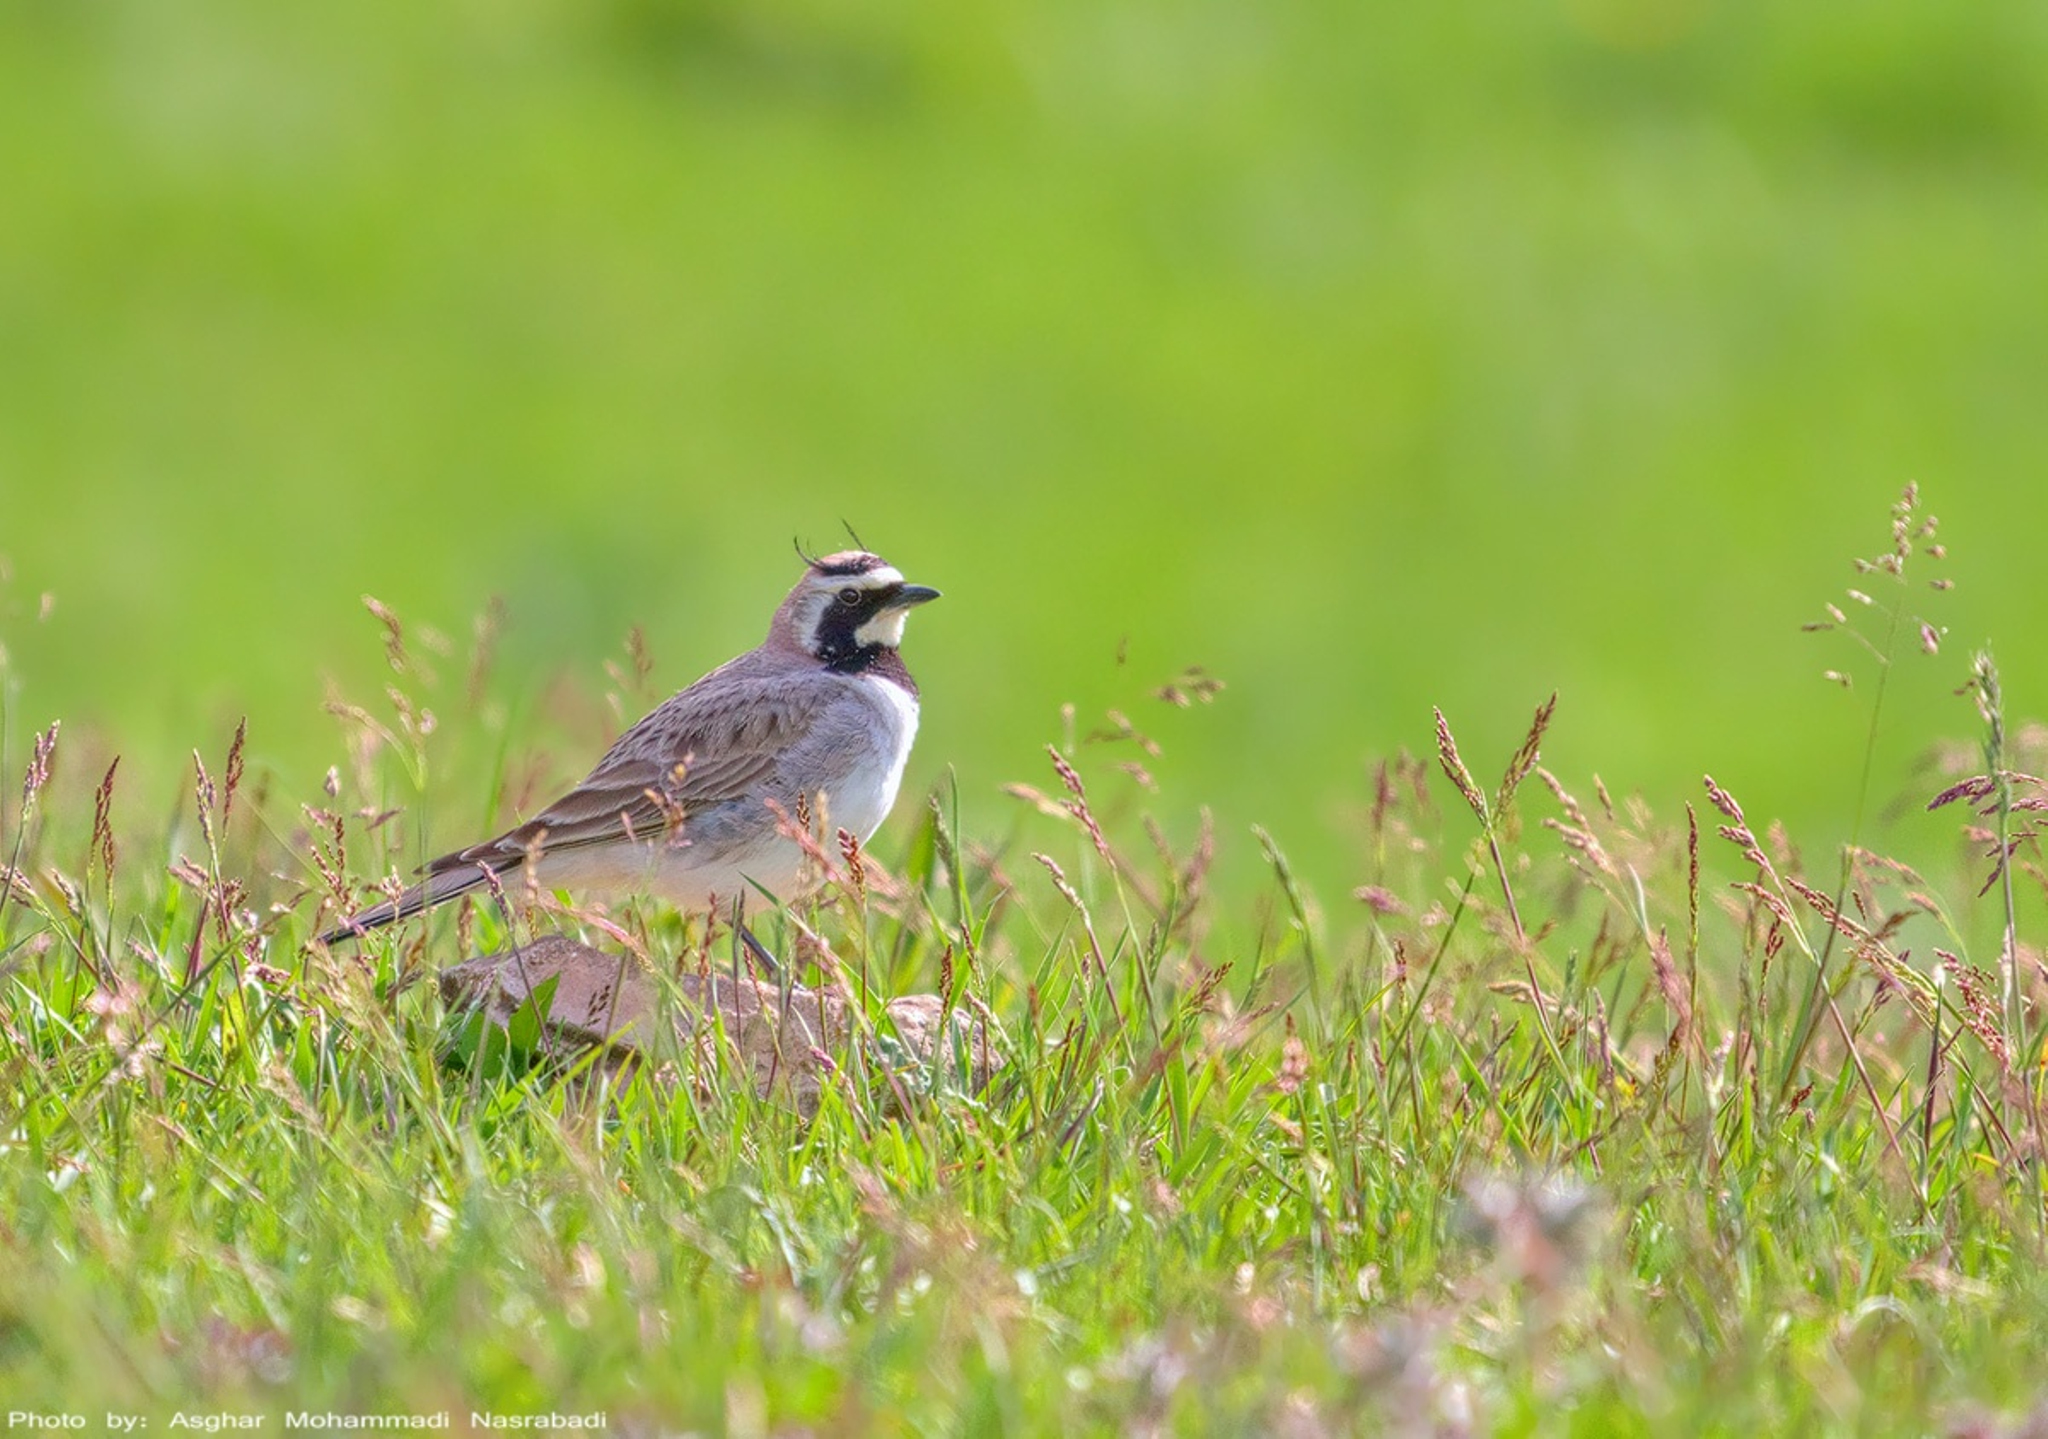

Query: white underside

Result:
[822,670,919,842]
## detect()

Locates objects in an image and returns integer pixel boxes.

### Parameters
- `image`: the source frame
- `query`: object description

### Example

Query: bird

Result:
[319,548,939,944]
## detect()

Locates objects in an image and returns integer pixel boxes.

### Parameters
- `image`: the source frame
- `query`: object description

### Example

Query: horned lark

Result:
[320,549,939,942]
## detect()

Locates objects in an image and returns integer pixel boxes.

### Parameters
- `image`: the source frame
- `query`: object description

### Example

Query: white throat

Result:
[854,609,909,648]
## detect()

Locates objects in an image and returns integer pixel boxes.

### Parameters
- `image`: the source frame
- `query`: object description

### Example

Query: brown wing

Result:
[428,667,817,874]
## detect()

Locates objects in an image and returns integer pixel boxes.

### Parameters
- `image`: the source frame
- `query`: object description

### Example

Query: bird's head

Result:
[773,548,941,667]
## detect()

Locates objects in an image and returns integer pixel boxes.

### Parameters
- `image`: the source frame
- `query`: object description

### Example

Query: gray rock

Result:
[439,934,999,1113]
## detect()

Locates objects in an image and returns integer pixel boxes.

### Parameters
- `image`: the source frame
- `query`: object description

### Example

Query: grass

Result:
[6,490,2048,1434]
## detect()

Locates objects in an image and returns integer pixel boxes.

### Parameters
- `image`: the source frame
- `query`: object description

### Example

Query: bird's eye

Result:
[837,587,862,606]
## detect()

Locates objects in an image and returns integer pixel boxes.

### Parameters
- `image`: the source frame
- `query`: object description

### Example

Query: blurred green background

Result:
[2,0,2045,901]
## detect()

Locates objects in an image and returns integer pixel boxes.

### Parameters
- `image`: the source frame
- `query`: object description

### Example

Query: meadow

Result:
[6,489,2048,1434]
[6,0,2048,1432]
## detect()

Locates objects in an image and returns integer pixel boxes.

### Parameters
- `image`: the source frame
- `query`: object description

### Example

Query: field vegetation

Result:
[7,490,2048,1434]
[6,2,2048,1431]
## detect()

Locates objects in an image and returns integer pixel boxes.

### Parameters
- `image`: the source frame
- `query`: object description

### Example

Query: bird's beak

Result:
[887,584,942,609]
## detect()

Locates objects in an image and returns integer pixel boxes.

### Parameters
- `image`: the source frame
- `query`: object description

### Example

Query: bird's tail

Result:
[317,861,506,946]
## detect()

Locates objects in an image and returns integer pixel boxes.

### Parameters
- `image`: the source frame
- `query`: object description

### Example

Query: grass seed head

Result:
[1433,708,1487,824]
[1495,693,1557,817]
[90,757,119,882]
[1047,744,1111,861]
[224,718,247,821]
[363,593,409,674]
[837,826,868,904]
[22,720,58,807]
